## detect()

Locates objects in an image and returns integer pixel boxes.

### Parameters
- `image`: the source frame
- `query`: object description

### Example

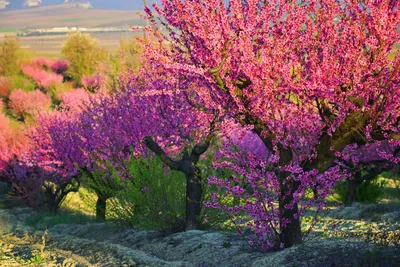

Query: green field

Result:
[0,28,17,33]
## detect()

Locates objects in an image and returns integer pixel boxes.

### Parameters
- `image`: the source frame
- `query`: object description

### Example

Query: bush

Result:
[355,179,387,203]
[21,64,63,91]
[109,157,186,233]
[9,89,51,121]
[61,31,108,85]
[51,59,69,74]
[334,178,387,204]
[30,57,69,75]
[57,88,90,112]
[0,35,20,76]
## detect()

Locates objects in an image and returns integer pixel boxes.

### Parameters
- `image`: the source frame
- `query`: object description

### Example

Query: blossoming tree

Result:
[143,0,400,248]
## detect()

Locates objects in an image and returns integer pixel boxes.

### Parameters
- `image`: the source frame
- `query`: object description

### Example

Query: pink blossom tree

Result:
[9,111,84,213]
[8,89,51,121]
[142,0,400,248]
[74,77,219,226]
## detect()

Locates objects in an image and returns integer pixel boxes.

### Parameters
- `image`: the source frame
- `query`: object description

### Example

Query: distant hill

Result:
[0,2,149,30]
[0,0,158,10]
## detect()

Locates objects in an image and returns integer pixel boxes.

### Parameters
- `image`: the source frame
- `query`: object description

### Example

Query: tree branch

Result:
[143,136,180,170]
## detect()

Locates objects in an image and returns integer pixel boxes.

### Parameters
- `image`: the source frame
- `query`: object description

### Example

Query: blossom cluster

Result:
[21,64,63,90]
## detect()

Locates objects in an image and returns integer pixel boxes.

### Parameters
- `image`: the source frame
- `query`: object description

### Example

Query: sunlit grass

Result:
[60,187,96,216]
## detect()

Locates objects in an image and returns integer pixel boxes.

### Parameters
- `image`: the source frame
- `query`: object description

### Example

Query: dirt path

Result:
[1,182,399,267]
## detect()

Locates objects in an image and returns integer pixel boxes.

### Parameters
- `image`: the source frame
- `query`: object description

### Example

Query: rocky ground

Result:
[0,181,399,267]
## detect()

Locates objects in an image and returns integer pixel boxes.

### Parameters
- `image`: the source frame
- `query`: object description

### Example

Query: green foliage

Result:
[356,179,387,203]
[10,74,37,92]
[334,178,387,204]
[380,171,400,199]
[107,37,142,90]
[198,149,233,230]
[116,37,142,74]
[0,36,21,76]
[61,31,108,85]
[109,157,186,233]
[333,181,348,203]
[23,253,46,265]
[80,163,123,200]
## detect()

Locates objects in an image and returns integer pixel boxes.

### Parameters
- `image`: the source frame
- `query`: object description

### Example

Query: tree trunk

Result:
[185,166,202,230]
[96,197,107,221]
[46,198,59,214]
[279,181,302,248]
[143,136,209,231]
[344,179,360,207]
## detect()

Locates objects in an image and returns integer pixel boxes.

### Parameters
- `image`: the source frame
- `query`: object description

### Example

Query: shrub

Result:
[108,157,186,233]
[30,57,69,75]
[117,37,142,74]
[62,31,108,85]
[0,118,27,178]
[51,59,69,74]
[58,88,90,112]
[9,89,51,120]
[0,35,20,76]
[356,179,387,203]
[334,178,386,204]
[21,64,63,90]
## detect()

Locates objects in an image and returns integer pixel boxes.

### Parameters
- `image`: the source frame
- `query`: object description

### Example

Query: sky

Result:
[0,0,158,10]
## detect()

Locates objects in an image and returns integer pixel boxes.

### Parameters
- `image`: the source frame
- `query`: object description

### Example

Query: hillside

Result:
[0,0,155,10]
[0,3,146,30]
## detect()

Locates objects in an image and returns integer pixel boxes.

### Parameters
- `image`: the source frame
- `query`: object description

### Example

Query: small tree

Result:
[61,31,108,85]
[0,35,20,77]
[8,89,52,121]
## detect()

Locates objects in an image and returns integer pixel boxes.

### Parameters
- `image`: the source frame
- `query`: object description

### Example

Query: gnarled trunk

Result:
[185,166,202,230]
[143,136,211,231]
[279,174,302,248]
